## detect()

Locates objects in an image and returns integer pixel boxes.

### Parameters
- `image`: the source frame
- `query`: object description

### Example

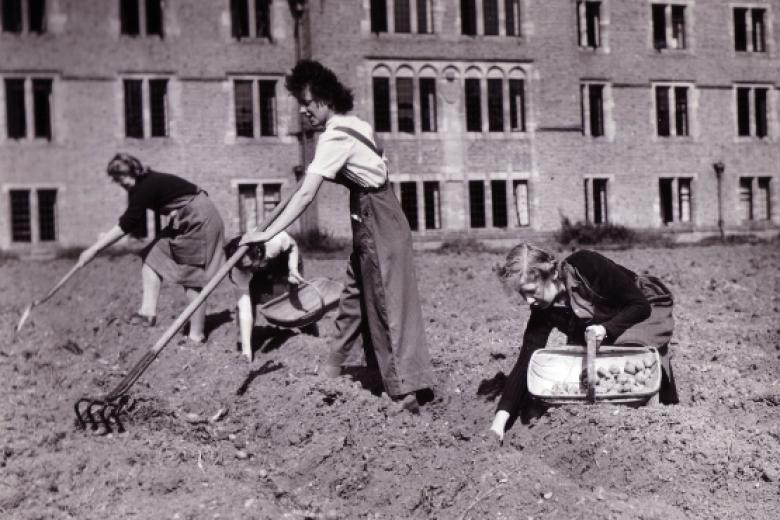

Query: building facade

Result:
[1,0,778,254]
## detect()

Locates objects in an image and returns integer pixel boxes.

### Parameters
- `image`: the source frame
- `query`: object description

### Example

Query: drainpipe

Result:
[713,161,725,240]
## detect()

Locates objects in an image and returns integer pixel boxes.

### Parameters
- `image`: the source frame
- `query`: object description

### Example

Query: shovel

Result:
[74,181,300,433]
[15,262,84,336]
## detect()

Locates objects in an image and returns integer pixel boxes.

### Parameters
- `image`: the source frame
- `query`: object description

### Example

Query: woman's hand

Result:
[585,324,607,343]
[288,269,304,285]
[76,248,95,268]
[239,228,270,246]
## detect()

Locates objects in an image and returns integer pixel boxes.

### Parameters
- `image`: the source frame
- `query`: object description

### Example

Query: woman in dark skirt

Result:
[241,60,435,409]
[77,153,226,343]
[490,242,679,443]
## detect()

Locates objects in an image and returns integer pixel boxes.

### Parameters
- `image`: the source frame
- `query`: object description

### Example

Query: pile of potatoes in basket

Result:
[549,354,658,396]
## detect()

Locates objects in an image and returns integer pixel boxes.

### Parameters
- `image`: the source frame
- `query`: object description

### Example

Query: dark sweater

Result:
[118,171,198,234]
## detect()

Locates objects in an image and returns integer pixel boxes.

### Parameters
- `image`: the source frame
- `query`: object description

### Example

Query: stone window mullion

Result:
[252,79,261,138]
[664,4,672,48]
[480,77,488,132]
[389,72,398,133]
[29,189,40,244]
[23,78,33,139]
[387,0,396,32]
[578,1,587,46]
[667,86,675,137]
[476,0,484,35]
[746,12,754,52]
[416,180,425,231]
[139,0,147,35]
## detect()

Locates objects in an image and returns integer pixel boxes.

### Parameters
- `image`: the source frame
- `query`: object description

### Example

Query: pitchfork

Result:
[74,182,300,433]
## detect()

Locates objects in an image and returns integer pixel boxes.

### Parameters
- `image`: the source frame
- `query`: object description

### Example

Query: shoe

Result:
[127,312,156,327]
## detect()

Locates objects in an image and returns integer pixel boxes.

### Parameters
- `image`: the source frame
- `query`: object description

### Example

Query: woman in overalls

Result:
[241,60,435,409]
[489,242,679,443]
[77,153,226,343]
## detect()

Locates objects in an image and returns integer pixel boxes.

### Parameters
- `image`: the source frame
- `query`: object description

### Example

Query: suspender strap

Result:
[333,126,384,159]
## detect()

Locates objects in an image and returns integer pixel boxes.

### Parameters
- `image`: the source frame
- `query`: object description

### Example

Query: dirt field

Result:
[1,242,779,520]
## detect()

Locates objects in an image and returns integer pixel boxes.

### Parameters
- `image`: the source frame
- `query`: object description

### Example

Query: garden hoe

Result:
[15,262,83,337]
[74,182,300,434]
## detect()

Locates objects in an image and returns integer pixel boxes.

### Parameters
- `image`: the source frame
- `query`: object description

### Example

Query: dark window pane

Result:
[487,78,503,132]
[423,181,440,229]
[146,0,163,36]
[509,79,525,131]
[589,85,604,137]
[120,0,140,36]
[234,80,254,137]
[752,9,766,52]
[585,1,600,48]
[400,182,418,230]
[678,178,692,222]
[5,78,26,139]
[483,0,498,35]
[461,0,476,35]
[465,78,482,132]
[655,86,670,136]
[592,178,608,224]
[674,87,688,136]
[149,79,168,137]
[259,80,276,136]
[417,0,430,34]
[419,77,437,132]
[739,177,753,220]
[124,79,143,138]
[2,0,22,33]
[370,0,387,33]
[652,4,666,49]
[396,77,414,133]
[491,180,507,228]
[505,0,518,36]
[671,5,685,49]
[32,78,52,140]
[736,88,750,136]
[734,8,747,51]
[37,189,57,241]
[255,0,270,38]
[755,88,767,138]
[29,0,46,34]
[659,178,673,224]
[231,0,249,38]
[238,183,257,232]
[469,180,486,228]
[262,183,281,218]
[394,0,410,33]
[10,189,31,242]
[372,77,391,132]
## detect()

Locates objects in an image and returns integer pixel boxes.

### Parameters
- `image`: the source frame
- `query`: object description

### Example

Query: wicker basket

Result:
[257,278,343,328]
[527,345,661,405]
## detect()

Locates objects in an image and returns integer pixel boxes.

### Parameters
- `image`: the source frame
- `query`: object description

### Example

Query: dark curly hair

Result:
[285,59,354,113]
[224,235,267,273]
[106,153,148,178]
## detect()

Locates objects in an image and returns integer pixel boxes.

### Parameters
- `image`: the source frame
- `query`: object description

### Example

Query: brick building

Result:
[1,0,778,254]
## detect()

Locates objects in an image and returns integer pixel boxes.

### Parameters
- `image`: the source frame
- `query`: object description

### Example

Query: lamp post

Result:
[713,161,725,240]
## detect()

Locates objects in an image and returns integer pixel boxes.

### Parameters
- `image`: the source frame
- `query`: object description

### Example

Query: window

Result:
[423,181,441,229]
[417,0,433,34]
[736,86,769,138]
[372,76,391,132]
[2,0,45,34]
[584,178,608,224]
[419,77,437,132]
[237,183,281,232]
[655,84,689,137]
[465,78,482,132]
[370,0,387,33]
[461,0,477,35]
[123,78,168,138]
[262,183,281,219]
[659,177,692,225]
[505,0,520,36]
[652,3,686,50]
[491,180,508,228]
[469,180,486,228]
[231,0,271,40]
[734,7,767,52]
[577,1,601,49]
[120,0,164,37]
[739,177,772,221]
[487,78,504,132]
[4,77,52,141]
[484,0,499,36]
[9,188,58,243]
[509,78,526,132]
[396,77,414,133]
[400,182,419,230]
[232,79,277,138]
[513,180,530,226]
[581,83,604,137]
[394,0,411,33]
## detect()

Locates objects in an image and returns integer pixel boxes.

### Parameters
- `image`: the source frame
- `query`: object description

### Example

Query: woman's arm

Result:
[241,173,325,245]
[286,236,304,284]
[77,224,127,267]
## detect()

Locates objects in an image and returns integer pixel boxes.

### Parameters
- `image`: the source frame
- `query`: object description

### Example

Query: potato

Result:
[616,373,632,385]
[644,355,657,368]
[635,371,648,385]
[630,384,644,393]
[624,360,638,375]
[609,364,622,375]
[619,383,633,393]
[596,365,609,378]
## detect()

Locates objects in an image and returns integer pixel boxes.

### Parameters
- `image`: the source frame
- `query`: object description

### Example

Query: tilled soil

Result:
[1,243,779,520]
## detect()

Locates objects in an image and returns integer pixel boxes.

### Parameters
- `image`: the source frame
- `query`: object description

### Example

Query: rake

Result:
[74,182,300,433]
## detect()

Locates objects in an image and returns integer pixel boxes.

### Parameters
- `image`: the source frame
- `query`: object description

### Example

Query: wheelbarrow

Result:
[257,277,343,329]
[527,339,661,406]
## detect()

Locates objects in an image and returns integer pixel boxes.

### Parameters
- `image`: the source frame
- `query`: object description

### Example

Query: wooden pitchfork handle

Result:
[585,336,601,403]
[15,262,83,335]
[92,180,301,402]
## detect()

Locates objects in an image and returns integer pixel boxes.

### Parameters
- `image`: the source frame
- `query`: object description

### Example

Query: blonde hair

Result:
[495,242,558,293]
